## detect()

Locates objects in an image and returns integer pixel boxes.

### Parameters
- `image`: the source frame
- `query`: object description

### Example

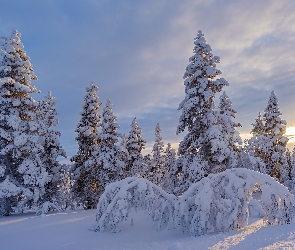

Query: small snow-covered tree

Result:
[285,146,295,192]
[35,164,75,215]
[245,113,267,173]
[125,118,146,177]
[285,149,292,181]
[147,123,164,185]
[86,99,124,207]
[262,91,288,181]
[119,134,129,176]
[246,113,265,157]
[55,165,75,211]
[291,146,295,181]
[213,92,242,171]
[70,82,101,207]
[0,30,48,215]
[161,143,177,194]
[37,92,67,205]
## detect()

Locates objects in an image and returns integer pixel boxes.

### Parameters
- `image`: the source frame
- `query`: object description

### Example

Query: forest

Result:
[0,30,294,235]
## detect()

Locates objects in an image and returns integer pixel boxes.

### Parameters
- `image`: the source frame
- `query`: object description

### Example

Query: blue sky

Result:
[1,0,294,158]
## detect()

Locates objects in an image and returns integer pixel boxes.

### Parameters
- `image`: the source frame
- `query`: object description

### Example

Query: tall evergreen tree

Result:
[0,30,47,215]
[85,99,124,207]
[176,30,228,158]
[148,123,164,185]
[37,92,67,205]
[125,117,146,177]
[70,82,101,207]
[175,30,228,193]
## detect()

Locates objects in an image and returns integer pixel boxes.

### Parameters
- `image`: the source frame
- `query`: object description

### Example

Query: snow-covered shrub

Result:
[95,169,294,236]
[95,177,177,233]
[176,168,294,236]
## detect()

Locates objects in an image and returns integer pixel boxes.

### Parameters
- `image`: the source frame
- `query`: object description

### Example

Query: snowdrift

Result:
[95,168,294,235]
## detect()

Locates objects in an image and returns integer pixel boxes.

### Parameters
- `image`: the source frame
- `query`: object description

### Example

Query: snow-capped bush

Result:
[95,169,294,236]
[95,177,177,233]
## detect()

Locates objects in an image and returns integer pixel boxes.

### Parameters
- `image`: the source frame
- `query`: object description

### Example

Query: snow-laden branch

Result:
[95,177,177,233]
[95,169,294,235]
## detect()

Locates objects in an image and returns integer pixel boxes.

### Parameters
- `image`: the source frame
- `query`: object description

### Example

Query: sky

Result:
[0,0,294,158]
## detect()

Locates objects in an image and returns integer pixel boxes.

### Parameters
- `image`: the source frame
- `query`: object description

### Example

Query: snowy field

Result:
[1,209,295,250]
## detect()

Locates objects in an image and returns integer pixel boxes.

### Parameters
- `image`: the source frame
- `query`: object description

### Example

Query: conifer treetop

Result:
[0,30,37,92]
[263,91,287,136]
[218,91,241,132]
[251,112,264,135]
[126,117,146,158]
[99,99,120,146]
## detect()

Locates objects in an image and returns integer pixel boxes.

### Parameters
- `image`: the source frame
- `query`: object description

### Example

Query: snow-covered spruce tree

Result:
[262,91,288,181]
[212,91,242,172]
[161,143,177,194]
[282,148,295,193]
[70,82,102,208]
[118,133,128,176]
[247,113,266,161]
[175,30,228,193]
[285,149,292,181]
[147,123,164,185]
[36,164,75,215]
[244,112,267,173]
[0,30,49,216]
[54,165,75,211]
[125,117,146,177]
[85,99,124,207]
[291,146,295,181]
[37,92,67,206]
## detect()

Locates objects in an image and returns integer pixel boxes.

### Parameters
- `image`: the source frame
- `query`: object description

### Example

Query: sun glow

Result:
[286,126,295,143]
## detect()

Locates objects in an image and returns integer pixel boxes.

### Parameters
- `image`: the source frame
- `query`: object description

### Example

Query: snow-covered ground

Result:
[1,209,295,250]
